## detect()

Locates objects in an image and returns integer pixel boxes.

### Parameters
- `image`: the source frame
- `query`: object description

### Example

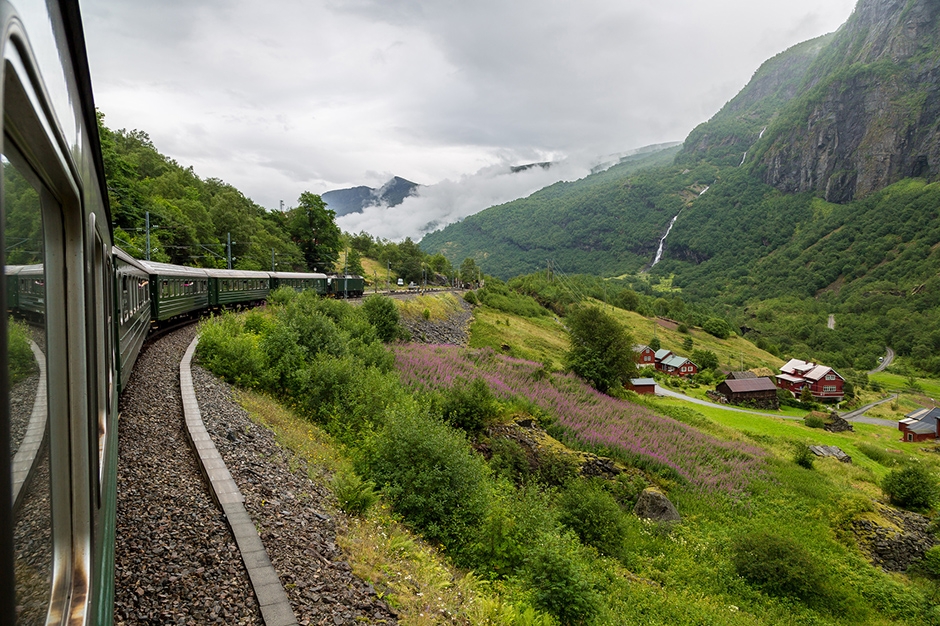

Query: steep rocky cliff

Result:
[683,0,940,203]
[757,0,940,202]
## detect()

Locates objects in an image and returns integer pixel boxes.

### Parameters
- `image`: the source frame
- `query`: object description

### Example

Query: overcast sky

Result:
[81,0,857,240]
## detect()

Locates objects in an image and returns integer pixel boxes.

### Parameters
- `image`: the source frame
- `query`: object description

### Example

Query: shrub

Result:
[793,443,815,469]
[525,531,603,625]
[535,448,579,487]
[882,465,938,511]
[804,415,826,429]
[440,377,499,433]
[921,545,940,580]
[558,479,629,558]
[197,313,265,387]
[331,466,377,516]
[360,294,405,342]
[7,320,37,385]
[489,438,532,484]
[732,531,825,601]
[360,408,491,547]
[463,290,478,305]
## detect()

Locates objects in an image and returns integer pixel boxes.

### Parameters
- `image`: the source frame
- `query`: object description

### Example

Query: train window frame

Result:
[2,17,94,623]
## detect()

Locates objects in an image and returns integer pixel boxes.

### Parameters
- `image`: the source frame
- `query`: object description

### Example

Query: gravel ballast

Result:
[114,327,263,625]
[193,365,397,625]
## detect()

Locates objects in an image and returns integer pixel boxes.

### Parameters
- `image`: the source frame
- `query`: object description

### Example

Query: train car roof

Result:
[328,274,364,279]
[203,268,272,279]
[113,246,149,270]
[137,260,209,278]
[269,271,328,279]
[4,264,44,276]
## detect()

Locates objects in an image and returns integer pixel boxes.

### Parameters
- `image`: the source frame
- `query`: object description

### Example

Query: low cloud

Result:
[337,157,595,241]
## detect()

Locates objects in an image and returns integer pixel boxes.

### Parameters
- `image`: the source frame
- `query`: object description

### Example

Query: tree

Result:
[565,306,637,393]
[287,192,341,272]
[691,349,718,371]
[648,337,661,351]
[460,257,479,284]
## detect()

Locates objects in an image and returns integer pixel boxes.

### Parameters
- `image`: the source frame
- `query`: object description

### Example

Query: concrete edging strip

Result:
[180,335,298,626]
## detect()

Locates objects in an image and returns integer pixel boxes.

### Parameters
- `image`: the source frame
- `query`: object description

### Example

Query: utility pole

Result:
[145,211,151,261]
[343,247,348,299]
[227,232,232,270]
[271,248,275,271]
[387,261,390,293]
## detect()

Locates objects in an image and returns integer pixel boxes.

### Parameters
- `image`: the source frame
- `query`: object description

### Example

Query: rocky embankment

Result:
[400,296,473,346]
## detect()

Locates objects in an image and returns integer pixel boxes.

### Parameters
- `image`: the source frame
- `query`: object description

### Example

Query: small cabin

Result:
[899,408,940,443]
[628,378,657,395]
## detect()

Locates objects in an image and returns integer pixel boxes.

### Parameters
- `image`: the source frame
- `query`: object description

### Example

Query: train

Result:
[0,1,362,623]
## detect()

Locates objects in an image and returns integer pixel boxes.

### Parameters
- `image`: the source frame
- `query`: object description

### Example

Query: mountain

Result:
[418,144,682,278]
[680,0,940,203]
[322,176,419,216]
[420,0,940,374]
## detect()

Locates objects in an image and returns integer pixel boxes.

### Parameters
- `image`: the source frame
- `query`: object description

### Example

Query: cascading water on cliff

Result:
[651,213,680,267]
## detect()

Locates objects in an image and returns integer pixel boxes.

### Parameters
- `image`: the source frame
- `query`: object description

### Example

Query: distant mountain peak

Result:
[323,176,419,216]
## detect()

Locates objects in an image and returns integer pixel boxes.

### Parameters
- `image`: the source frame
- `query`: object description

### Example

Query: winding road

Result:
[655,385,897,428]
[868,347,895,374]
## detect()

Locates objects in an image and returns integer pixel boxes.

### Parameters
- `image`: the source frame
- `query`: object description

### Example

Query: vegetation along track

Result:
[115,325,397,625]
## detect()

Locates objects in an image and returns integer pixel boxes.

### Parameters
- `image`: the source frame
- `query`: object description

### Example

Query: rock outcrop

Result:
[633,488,681,523]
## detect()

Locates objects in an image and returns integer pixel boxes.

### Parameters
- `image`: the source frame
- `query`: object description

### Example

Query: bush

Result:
[440,377,499,433]
[489,438,532,484]
[882,465,938,511]
[360,408,491,547]
[690,349,718,371]
[463,290,478,305]
[558,479,629,558]
[7,320,37,385]
[732,531,826,601]
[793,443,815,469]
[804,415,826,429]
[525,531,603,625]
[361,294,405,342]
[197,313,266,387]
[331,466,377,516]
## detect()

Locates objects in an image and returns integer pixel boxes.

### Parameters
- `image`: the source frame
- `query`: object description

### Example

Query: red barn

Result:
[659,354,698,377]
[899,408,940,443]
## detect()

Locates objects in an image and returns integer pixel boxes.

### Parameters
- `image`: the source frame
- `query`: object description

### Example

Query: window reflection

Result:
[4,153,51,624]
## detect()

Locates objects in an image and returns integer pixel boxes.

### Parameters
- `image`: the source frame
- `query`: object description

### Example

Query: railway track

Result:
[114,326,396,625]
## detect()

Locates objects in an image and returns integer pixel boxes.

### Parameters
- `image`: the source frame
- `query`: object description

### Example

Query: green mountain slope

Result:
[419,145,683,277]
[420,0,940,374]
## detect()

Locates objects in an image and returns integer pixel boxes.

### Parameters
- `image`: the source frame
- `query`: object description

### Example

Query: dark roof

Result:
[727,371,757,379]
[719,378,778,393]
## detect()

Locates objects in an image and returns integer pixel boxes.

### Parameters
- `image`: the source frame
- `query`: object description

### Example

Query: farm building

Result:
[628,378,657,395]
[899,408,940,443]
[774,358,845,402]
[715,378,779,410]
[633,345,656,367]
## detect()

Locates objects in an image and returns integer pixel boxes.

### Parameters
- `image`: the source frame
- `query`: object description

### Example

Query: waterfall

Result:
[651,213,680,267]
[699,185,709,196]
[759,126,766,139]
[739,151,747,166]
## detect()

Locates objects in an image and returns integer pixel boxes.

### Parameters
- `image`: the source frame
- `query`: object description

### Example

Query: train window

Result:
[3,152,53,622]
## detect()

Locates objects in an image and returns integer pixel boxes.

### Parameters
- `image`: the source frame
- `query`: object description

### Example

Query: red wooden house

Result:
[659,354,698,377]
[774,358,845,402]
[633,344,656,367]
[899,408,940,443]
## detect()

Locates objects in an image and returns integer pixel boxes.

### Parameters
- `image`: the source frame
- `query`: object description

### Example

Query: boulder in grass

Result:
[634,487,680,523]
